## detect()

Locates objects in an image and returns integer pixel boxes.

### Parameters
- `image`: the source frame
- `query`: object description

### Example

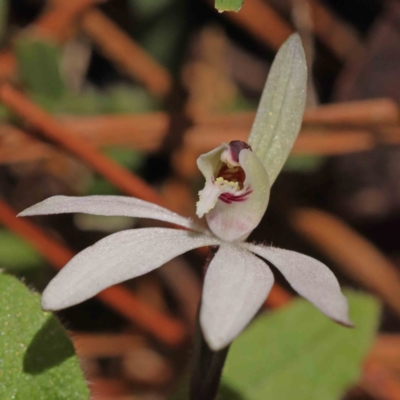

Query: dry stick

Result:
[307,0,362,60]
[81,9,172,98]
[368,335,400,367]
[0,200,185,346]
[32,0,100,42]
[218,0,293,51]
[221,0,361,59]
[72,333,145,358]
[195,98,400,128]
[292,208,400,316]
[360,360,400,400]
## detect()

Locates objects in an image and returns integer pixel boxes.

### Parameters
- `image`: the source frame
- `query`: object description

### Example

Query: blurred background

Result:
[1,0,400,399]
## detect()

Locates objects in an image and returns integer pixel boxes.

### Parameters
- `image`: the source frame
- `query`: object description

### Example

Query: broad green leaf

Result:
[15,36,66,100]
[0,230,43,271]
[0,0,8,42]
[222,291,380,400]
[248,33,307,185]
[215,0,244,12]
[0,273,89,399]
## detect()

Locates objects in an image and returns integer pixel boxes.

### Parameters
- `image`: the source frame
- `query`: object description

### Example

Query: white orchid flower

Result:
[19,34,351,351]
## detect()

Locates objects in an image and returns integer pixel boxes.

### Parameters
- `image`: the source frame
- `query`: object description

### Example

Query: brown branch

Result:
[81,9,172,98]
[72,333,145,358]
[292,208,400,316]
[360,360,400,400]
[0,200,186,345]
[34,0,100,42]
[307,0,363,60]
[219,0,293,51]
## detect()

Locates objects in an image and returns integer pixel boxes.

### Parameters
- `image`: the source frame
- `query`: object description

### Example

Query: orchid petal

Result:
[200,243,274,351]
[248,33,307,185]
[243,243,352,326]
[19,195,204,232]
[205,149,270,242]
[197,144,227,182]
[42,228,220,310]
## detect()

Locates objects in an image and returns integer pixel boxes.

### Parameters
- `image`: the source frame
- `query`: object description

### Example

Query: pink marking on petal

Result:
[219,188,253,204]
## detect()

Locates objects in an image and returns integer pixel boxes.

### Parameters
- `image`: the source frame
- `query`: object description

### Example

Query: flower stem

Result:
[190,246,230,400]
[189,312,230,400]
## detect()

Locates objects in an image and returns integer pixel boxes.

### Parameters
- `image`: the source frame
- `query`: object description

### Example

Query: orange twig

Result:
[307,0,362,60]
[0,84,164,206]
[34,0,99,42]
[196,98,400,128]
[0,200,186,345]
[72,333,145,358]
[360,360,400,400]
[81,9,172,98]
[220,0,293,51]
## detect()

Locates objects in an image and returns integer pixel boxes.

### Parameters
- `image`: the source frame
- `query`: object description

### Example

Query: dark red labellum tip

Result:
[229,141,252,162]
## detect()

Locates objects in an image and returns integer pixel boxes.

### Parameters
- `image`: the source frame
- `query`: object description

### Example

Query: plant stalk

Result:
[190,246,230,400]
[189,312,230,400]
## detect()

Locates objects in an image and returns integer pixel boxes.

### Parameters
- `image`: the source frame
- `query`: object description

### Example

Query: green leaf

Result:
[248,33,307,185]
[0,273,89,399]
[215,0,244,12]
[0,230,43,271]
[222,291,380,400]
[15,36,66,100]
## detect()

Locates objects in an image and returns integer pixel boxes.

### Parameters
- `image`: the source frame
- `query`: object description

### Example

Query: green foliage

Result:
[15,36,66,100]
[215,0,244,12]
[0,274,89,399]
[222,291,380,400]
[0,230,43,271]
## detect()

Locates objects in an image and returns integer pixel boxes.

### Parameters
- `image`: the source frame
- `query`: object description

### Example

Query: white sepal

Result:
[42,228,220,310]
[200,243,274,351]
[242,243,353,326]
[19,195,205,233]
